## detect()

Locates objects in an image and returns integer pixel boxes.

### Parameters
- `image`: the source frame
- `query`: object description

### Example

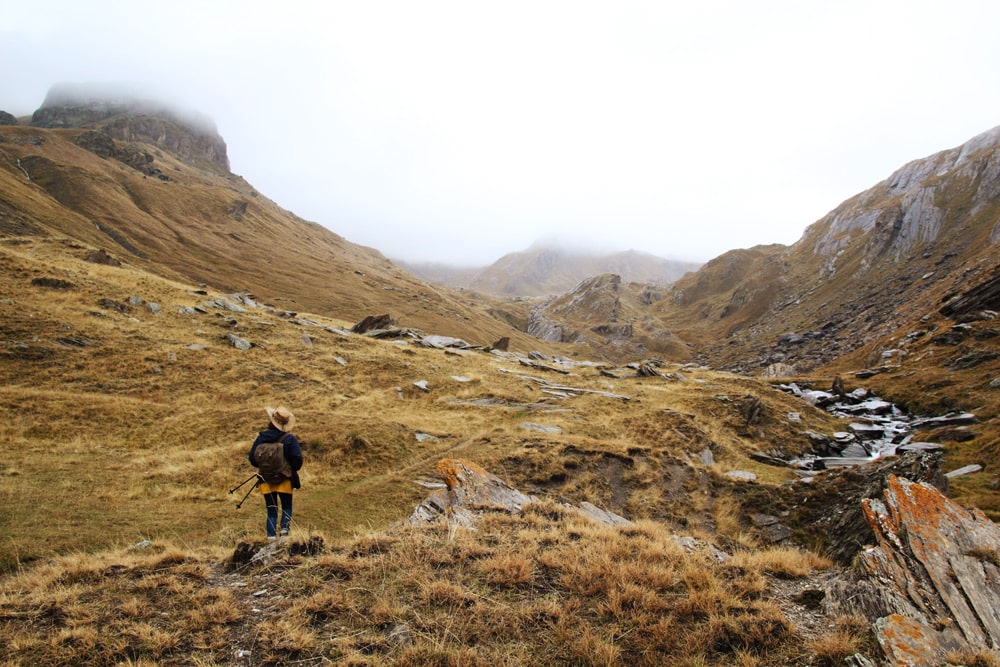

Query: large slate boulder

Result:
[405,458,629,529]
[829,474,1000,665]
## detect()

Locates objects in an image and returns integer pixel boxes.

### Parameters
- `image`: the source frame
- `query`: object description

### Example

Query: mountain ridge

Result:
[397,245,701,297]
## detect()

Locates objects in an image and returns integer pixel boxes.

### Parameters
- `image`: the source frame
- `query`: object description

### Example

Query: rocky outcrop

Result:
[74,130,171,180]
[828,475,1000,665]
[940,265,1000,320]
[405,458,629,528]
[100,114,228,172]
[0,110,18,126]
[31,84,229,172]
[758,450,948,566]
[527,273,639,345]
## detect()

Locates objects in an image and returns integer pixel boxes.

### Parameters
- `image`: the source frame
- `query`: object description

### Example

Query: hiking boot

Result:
[267,535,277,541]
[279,528,289,537]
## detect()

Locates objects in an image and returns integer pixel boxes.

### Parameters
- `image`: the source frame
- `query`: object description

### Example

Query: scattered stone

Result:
[946,350,999,370]
[334,356,347,366]
[724,470,757,482]
[896,442,943,452]
[761,522,793,543]
[910,412,978,429]
[419,335,472,349]
[854,367,890,379]
[414,432,437,442]
[520,423,563,434]
[31,277,75,289]
[801,389,836,407]
[674,535,731,564]
[749,452,789,467]
[56,336,96,347]
[97,297,130,313]
[352,314,395,334]
[83,249,122,266]
[848,423,884,440]
[491,336,510,351]
[519,357,571,374]
[146,302,160,314]
[413,380,430,392]
[741,395,763,426]
[844,653,878,667]
[636,362,662,377]
[204,297,247,313]
[575,501,630,526]
[451,375,471,382]
[385,623,413,648]
[944,464,983,479]
[699,447,714,466]
[226,333,252,350]
[760,362,797,378]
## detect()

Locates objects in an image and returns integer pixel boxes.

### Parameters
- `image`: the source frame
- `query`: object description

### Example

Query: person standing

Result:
[248,406,303,540]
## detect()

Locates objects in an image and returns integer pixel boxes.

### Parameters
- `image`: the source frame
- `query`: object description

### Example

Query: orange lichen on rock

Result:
[435,458,489,490]
[849,474,1000,665]
[875,614,943,667]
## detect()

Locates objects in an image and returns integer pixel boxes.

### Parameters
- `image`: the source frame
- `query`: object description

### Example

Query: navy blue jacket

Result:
[249,426,303,489]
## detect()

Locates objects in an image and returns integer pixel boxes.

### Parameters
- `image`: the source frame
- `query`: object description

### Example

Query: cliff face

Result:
[654,124,1000,375]
[30,84,230,172]
[807,125,1000,275]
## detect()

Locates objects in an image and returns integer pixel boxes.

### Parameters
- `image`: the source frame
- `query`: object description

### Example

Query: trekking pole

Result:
[232,474,263,509]
[229,472,260,494]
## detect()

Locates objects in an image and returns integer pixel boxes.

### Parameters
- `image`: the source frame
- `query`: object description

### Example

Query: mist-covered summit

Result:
[25,83,230,172]
[397,243,702,297]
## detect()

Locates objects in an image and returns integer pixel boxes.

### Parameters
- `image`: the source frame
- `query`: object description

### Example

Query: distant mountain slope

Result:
[399,246,701,297]
[655,124,1000,375]
[0,91,547,353]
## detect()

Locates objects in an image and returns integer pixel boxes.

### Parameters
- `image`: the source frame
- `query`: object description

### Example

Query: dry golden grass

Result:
[0,233,859,572]
[0,235,891,664]
[0,498,848,665]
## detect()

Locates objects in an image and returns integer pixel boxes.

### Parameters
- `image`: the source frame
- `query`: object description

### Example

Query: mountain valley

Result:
[0,91,998,666]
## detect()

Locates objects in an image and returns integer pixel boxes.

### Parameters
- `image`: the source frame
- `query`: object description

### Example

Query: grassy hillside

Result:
[0,123,543,354]
[0,235,851,566]
[0,236,900,665]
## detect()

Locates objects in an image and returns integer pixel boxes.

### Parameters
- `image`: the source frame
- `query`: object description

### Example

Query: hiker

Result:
[248,406,303,540]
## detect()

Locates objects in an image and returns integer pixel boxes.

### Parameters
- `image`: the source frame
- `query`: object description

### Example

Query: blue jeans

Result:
[264,492,293,537]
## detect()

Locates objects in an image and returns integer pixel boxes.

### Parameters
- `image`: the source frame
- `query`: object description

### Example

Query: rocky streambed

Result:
[774,381,979,474]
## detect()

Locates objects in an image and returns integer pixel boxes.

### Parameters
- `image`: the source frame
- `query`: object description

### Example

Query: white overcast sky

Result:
[2,1,999,265]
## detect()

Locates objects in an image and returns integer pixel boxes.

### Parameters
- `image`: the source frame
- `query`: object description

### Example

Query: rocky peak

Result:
[808,124,1000,271]
[30,83,229,172]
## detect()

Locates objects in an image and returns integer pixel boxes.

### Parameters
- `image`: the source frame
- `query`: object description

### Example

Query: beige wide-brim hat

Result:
[266,406,296,432]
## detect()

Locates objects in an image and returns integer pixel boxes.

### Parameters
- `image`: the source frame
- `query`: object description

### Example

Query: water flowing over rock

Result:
[828,475,1000,665]
[775,381,977,470]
